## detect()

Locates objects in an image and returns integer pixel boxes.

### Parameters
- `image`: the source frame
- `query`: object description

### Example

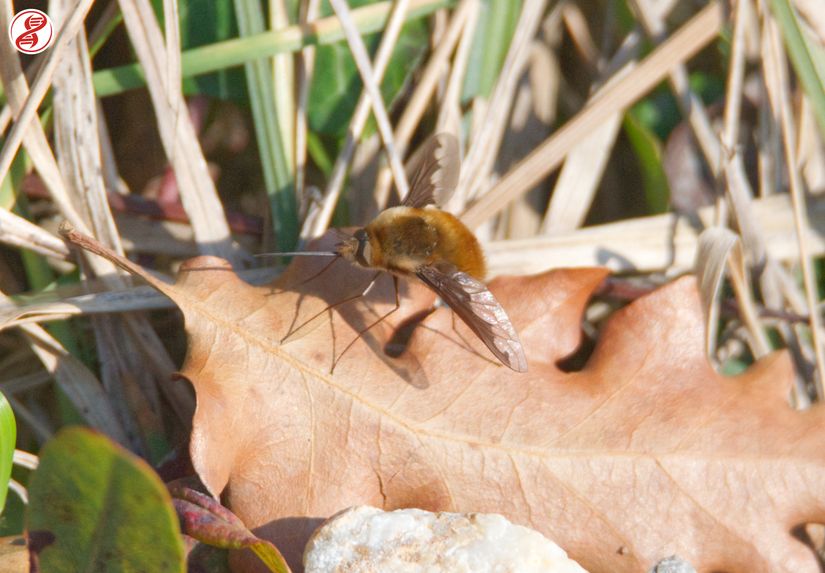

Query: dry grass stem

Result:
[0,2,95,238]
[328,0,409,201]
[96,101,131,197]
[485,193,825,276]
[435,0,478,134]
[541,31,641,234]
[295,0,322,204]
[52,0,186,435]
[0,265,279,332]
[0,209,70,259]
[457,0,550,207]
[14,316,128,444]
[763,13,825,399]
[117,0,243,264]
[271,0,296,173]
[52,0,123,266]
[12,449,38,470]
[0,0,94,188]
[696,227,771,359]
[303,0,412,239]
[6,394,50,443]
[0,286,174,331]
[632,0,721,174]
[0,105,10,134]
[121,314,194,423]
[561,3,598,67]
[373,0,475,211]
[7,479,27,504]
[794,0,825,42]
[721,0,751,154]
[798,99,825,194]
[461,2,724,229]
[163,0,182,110]
[1,372,52,396]
[650,0,767,272]
[709,0,773,358]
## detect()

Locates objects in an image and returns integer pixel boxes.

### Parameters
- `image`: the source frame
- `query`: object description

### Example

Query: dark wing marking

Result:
[403,133,461,208]
[417,263,528,372]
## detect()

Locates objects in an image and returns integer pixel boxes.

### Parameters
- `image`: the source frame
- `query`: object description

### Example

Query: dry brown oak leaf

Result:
[67,229,825,573]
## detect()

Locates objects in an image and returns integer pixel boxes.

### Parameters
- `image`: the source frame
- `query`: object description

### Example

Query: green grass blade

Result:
[233,0,297,250]
[306,130,334,175]
[0,391,14,515]
[769,0,825,134]
[624,112,670,214]
[462,0,522,100]
[92,0,454,97]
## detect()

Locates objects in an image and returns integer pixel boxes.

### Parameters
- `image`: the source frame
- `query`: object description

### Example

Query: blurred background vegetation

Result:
[0,0,824,566]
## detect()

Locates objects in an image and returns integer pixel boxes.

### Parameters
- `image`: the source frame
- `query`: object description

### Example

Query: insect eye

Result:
[361,240,372,265]
[353,229,371,266]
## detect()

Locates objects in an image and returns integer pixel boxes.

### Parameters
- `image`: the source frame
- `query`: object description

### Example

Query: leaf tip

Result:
[57,220,75,238]
[179,257,234,273]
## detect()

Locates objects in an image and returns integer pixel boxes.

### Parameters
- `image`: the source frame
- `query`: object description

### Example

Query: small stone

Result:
[648,555,697,573]
[303,505,589,573]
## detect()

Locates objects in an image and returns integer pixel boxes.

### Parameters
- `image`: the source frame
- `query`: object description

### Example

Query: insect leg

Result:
[281,270,383,344]
[331,275,401,374]
[277,255,343,339]
[289,254,342,289]
[266,254,341,299]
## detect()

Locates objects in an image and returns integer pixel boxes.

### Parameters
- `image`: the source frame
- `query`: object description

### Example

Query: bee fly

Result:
[269,133,527,373]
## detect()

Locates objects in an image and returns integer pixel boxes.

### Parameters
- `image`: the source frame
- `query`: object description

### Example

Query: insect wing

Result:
[417,264,528,372]
[403,133,460,208]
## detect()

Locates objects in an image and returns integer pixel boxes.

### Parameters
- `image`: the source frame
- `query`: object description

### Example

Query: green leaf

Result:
[629,72,723,140]
[26,428,185,573]
[309,39,370,135]
[624,111,670,214]
[308,0,429,136]
[0,391,14,515]
[179,0,247,100]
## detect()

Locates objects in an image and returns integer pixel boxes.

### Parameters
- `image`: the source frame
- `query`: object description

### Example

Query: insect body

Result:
[340,206,485,279]
[335,134,527,373]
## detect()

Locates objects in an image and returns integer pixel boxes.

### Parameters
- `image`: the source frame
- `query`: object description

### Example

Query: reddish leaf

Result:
[63,228,825,572]
[171,487,290,573]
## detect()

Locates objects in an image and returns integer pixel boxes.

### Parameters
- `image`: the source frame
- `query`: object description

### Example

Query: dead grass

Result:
[0,0,824,520]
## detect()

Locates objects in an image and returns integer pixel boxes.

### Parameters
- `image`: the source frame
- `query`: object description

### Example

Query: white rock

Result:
[303,506,589,573]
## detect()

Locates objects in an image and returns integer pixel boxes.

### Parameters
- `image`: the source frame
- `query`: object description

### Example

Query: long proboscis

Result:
[255,251,338,257]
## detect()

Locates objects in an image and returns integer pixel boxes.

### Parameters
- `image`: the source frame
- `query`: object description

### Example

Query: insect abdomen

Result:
[364,207,485,279]
[424,210,486,280]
